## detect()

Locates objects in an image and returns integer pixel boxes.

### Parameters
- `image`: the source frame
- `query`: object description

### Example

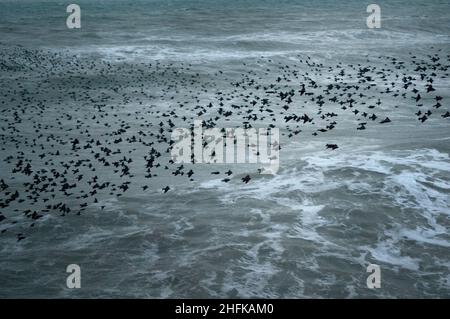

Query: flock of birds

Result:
[0,45,449,241]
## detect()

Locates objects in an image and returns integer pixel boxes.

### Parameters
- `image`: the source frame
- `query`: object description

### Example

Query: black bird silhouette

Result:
[326,144,339,150]
[242,175,251,183]
[419,115,428,123]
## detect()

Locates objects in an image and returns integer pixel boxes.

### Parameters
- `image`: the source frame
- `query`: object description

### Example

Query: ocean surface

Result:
[0,0,449,298]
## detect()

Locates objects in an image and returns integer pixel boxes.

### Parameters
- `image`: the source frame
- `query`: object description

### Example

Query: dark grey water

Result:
[0,0,449,298]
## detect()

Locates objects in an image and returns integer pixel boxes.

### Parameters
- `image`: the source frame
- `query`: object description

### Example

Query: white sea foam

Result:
[198,147,450,274]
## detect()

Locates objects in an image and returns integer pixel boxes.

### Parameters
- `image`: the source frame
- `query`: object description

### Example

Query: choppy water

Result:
[0,0,449,298]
